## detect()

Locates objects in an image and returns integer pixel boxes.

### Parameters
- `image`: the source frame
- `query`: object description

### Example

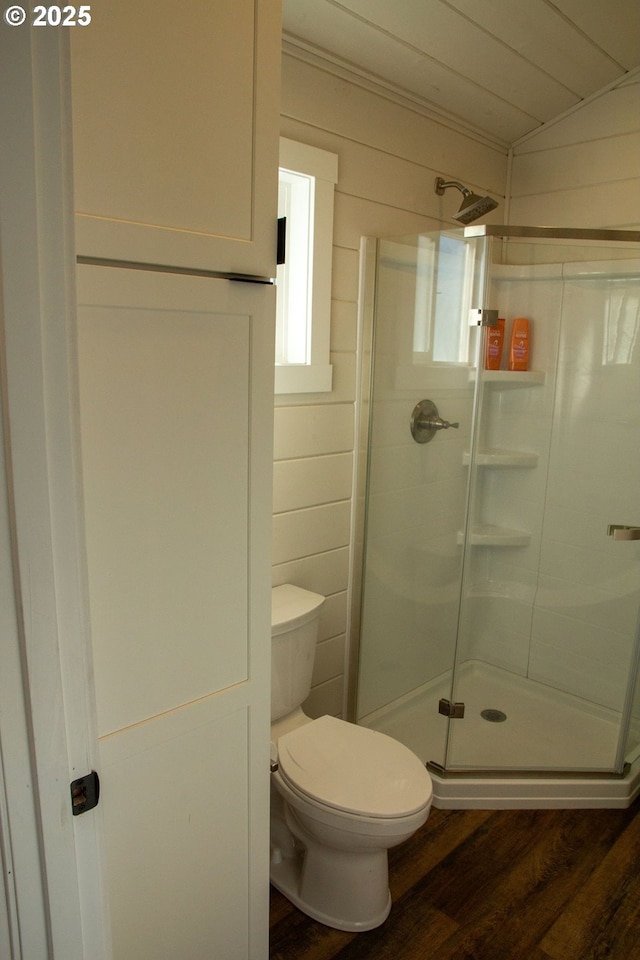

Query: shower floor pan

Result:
[360,661,640,810]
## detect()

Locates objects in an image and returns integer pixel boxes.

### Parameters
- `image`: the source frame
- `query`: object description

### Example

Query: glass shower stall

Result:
[355,225,640,805]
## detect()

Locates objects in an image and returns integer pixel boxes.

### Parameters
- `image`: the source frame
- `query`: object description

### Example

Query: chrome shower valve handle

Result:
[410,399,460,444]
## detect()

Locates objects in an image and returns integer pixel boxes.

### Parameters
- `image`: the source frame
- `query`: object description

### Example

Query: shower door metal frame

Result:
[464,225,640,243]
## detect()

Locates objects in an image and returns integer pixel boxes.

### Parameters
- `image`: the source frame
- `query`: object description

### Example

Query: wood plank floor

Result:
[269,798,640,960]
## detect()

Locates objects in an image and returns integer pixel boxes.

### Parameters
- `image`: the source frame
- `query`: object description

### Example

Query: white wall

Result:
[274,47,508,718]
[510,72,640,230]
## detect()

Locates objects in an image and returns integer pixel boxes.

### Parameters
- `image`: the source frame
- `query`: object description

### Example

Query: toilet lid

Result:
[276,715,432,818]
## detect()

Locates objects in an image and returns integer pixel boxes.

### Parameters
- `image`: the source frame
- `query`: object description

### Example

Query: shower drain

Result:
[481,709,507,723]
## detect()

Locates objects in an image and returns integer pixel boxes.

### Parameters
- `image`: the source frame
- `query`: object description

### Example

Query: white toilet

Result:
[270,584,433,932]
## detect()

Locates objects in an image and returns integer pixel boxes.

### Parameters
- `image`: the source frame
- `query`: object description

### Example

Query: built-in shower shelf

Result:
[463,449,539,468]
[456,524,531,547]
[480,370,546,388]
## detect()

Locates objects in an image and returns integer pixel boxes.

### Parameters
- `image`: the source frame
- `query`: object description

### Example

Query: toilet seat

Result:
[276,715,432,819]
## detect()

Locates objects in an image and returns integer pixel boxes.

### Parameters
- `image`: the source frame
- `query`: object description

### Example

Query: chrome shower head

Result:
[434,177,499,224]
[452,192,499,224]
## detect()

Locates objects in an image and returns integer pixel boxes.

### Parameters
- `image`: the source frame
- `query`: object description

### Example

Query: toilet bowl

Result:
[270,585,432,931]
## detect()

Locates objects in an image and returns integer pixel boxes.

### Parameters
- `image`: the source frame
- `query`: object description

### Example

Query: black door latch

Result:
[70,771,100,816]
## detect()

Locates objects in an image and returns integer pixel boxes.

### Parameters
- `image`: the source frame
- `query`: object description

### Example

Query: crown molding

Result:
[281,34,510,153]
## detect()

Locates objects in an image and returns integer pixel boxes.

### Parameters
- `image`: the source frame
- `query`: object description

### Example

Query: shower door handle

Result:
[607,524,640,541]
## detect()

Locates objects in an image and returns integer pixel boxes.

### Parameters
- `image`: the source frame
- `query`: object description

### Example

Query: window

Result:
[275,138,337,394]
[413,232,474,363]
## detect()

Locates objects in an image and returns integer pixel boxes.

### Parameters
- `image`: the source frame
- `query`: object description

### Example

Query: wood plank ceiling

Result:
[281,0,640,145]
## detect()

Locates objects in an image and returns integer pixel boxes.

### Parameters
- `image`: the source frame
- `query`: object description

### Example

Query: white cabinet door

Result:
[71,0,281,278]
[76,265,274,959]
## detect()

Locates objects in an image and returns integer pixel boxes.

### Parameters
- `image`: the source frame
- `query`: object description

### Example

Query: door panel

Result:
[77,272,251,734]
[76,264,273,958]
[100,694,251,960]
[70,0,281,277]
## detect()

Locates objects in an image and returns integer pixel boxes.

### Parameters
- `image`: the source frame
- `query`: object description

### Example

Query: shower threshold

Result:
[359,661,640,810]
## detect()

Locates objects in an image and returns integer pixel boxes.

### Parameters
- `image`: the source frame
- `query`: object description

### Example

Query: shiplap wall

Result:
[273,47,508,718]
[510,72,640,229]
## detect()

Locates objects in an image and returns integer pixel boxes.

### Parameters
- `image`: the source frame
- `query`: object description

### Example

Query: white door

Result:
[1,21,275,960]
[0,29,109,960]
[68,1,279,953]
[75,264,274,959]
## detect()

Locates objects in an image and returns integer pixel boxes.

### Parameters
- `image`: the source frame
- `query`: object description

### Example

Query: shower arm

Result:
[434,177,471,199]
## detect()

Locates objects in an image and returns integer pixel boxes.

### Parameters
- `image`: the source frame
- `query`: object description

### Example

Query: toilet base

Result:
[269,800,393,932]
[270,845,392,932]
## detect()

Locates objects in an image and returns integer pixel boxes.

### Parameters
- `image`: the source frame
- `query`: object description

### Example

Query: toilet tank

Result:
[271,584,325,722]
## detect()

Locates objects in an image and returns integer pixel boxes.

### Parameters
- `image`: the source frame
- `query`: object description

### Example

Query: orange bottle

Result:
[485,317,505,370]
[508,317,530,371]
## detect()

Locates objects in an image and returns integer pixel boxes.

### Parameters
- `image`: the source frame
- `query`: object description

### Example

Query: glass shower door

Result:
[445,233,640,775]
[356,228,484,765]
